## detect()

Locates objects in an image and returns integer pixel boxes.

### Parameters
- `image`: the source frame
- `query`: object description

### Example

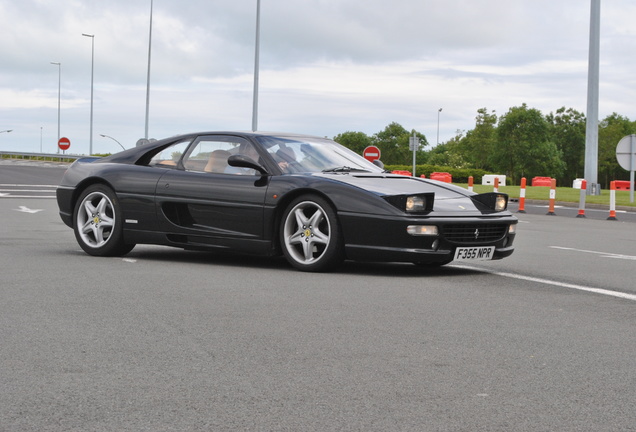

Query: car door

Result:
[154,135,270,242]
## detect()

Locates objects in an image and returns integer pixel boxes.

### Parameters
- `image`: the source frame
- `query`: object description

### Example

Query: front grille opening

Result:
[442,224,508,244]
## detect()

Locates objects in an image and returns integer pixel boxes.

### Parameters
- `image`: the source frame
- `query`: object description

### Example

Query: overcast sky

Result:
[1,0,635,155]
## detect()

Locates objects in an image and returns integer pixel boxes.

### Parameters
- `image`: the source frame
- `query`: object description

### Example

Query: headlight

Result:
[406,196,426,212]
[471,192,508,212]
[495,194,507,212]
[384,193,434,214]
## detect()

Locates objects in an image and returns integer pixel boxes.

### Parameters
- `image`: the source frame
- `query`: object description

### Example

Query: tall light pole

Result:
[437,108,442,145]
[584,0,601,195]
[51,62,61,153]
[145,0,153,140]
[82,33,95,155]
[252,0,261,132]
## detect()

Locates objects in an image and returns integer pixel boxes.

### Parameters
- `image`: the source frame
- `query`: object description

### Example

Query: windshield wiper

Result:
[322,166,370,173]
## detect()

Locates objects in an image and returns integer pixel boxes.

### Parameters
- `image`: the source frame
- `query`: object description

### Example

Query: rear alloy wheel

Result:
[73,184,135,256]
[280,195,344,272]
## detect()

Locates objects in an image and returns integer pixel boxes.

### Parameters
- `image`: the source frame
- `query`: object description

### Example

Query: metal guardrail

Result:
[0,151,86,162]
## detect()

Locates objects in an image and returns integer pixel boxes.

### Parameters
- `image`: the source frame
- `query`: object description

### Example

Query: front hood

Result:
[314,172,473,200]
[313,172,509,216]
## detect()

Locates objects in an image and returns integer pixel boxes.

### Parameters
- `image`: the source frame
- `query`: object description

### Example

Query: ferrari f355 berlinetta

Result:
[57,131,517,271]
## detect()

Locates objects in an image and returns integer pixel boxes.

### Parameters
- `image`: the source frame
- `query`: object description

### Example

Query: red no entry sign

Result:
[362,145,381,162]
[58,137,70,151]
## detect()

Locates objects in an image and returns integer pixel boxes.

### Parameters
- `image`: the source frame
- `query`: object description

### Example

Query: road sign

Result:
[363,146,381,162]
[410,134,420,177]
[58,137,70,151]
[615,134,635,202]
[616,134,636,171]
[409,136,420,151]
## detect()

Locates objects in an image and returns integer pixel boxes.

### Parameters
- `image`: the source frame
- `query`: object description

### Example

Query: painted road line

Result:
[1,196,56,199]
[550,246,636,261]
[452,264,636,302]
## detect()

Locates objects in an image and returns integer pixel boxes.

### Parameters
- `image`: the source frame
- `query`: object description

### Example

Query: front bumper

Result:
[339,212,517,264]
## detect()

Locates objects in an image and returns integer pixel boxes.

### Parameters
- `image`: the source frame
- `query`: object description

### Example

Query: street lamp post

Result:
[82,33,95,155]
[99,134,126,151]
[252,0,261,132]
[51,62,61,153]
[145,0,153,140]
[437,108,442,145]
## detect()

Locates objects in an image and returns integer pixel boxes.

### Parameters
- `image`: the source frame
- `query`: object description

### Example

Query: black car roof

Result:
[99,131,330,165]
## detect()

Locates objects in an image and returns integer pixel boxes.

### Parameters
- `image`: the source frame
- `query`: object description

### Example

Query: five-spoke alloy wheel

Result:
[280,195,344,272]
[73,184,135,256]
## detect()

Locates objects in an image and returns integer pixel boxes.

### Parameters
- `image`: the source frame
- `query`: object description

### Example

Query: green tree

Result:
[492,104,565,184]
[373,122,428,165]
[333,131,373,155]
[427,133,469,168]
[457,108,497,170]
[546,107,586,186]
[598,113,636,186]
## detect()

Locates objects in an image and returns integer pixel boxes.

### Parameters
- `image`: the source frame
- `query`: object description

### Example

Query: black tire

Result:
[73,184,135,257]
[280,195,344,272]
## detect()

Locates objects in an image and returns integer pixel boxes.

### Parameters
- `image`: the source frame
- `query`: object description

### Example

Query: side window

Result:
[148,139,192,168]
[183,138,260,175]
[183,140,235,173]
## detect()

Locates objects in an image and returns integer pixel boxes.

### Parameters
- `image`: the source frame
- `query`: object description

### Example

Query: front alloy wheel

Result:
[280,195,344,272]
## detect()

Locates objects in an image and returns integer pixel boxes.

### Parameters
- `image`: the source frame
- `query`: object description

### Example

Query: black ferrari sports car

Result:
[56,131,517,272]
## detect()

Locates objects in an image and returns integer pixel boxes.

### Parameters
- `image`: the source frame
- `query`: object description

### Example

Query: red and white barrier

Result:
[518,177,526,213]
[430,172,452,183]
[614,180,632,190]
[608,181,618,220]
[468,176,474,192]
[547,178,557,215]
[391,170,411,176]
[493,177,499,193]
[532,176,553,187]
[577,179,587,218]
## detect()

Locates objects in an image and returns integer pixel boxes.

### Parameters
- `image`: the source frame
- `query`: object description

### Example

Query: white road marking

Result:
[452,264,636,302]
[13,206,44,214]
[5,196,56,199]
[0,184,57,187]
[550,246,636,261]
[0,184,57,198]
[0,189,57,192]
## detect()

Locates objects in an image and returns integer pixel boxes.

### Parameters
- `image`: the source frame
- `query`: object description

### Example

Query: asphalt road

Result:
[1,162,636,431]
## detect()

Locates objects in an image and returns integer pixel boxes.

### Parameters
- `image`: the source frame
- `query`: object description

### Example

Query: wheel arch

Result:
[68,177,117,227]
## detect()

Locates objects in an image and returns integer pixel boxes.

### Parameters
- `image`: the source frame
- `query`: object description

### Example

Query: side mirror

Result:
[228,154,268,175]
[372,159,385,169]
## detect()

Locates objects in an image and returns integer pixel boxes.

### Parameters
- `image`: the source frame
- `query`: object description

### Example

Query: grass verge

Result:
[455,183,636,208]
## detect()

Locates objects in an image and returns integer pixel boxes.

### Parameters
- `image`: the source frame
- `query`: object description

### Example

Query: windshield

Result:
[256,136,384,174]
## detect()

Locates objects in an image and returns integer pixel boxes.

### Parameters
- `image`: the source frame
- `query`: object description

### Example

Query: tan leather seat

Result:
[204,150,231,173]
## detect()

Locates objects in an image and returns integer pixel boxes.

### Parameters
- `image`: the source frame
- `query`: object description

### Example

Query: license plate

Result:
[454,246,495,261]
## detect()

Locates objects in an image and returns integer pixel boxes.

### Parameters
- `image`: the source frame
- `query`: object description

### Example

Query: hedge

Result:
[385,165,490,184]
